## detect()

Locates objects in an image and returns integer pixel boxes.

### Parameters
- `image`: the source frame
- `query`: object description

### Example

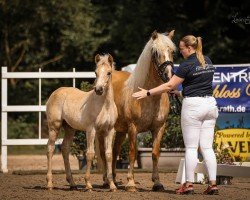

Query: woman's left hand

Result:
[132,87,148,100]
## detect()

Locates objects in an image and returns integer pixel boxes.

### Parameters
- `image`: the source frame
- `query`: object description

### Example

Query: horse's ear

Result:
[108,54,113,65]
[168,30,175,39]
[95,54,101,63]
[151,30,158,40]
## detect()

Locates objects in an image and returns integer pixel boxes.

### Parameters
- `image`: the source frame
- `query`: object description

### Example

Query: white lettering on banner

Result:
[213,69,250,83]
[218,105,246,113]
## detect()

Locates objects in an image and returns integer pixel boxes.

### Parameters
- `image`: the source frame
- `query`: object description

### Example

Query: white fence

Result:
[1,66,95,173]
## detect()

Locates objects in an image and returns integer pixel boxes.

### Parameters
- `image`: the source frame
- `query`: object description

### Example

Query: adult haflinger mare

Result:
[46,54,118,191]
[111,30,176,191]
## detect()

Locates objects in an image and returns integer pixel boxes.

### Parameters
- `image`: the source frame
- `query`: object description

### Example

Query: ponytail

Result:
[196,37,205,67]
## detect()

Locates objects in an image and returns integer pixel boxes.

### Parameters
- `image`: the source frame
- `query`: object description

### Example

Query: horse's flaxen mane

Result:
[125,33,176,91]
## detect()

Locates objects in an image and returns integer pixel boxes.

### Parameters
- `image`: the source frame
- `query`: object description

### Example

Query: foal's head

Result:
[94,54,114,95]
[151,30,176,82]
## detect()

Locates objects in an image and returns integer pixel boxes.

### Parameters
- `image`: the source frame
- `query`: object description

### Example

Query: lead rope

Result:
[169,92,182,115]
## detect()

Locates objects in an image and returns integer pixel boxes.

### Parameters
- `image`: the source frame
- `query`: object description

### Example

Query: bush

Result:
[119,137,130,161]
[8,116,36,139]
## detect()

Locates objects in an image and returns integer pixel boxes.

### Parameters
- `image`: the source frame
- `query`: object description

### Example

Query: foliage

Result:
[0,0,108,75]
[119,137,130,161]
[71,131,87,157]
[80,81,93,92]
[163,111,184,149]
[8,115,36,139]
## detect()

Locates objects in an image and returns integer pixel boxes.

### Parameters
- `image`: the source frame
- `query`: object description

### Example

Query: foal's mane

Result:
[96,54,115,70]
[125,33,176,91]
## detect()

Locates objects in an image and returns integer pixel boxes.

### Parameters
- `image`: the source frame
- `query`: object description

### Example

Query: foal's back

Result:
[46,87,95,131]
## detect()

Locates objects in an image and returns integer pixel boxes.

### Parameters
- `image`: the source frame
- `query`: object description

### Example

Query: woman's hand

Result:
[132,87,148,100]
[170,90,182,97]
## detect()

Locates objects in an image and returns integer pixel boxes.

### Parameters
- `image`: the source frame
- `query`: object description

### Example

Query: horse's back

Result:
[46,87,89,122]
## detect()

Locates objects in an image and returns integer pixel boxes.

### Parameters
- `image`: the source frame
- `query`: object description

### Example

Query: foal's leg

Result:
[126,124,137,192]
[112,133,126,183]
[61,123,77,189]
[46,122,60,190]
[104,128,117,191]
[151,124,166,191]
[84,128,96,190]
[97,135,109,188]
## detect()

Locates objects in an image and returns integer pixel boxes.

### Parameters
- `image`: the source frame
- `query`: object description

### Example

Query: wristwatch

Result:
[147,90,151,96]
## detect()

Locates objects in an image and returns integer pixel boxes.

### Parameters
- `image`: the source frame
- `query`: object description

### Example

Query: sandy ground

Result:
[1,154,79,171]
[0,155,250,200]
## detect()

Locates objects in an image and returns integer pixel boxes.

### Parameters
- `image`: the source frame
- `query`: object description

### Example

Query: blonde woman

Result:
[132,35,219,195]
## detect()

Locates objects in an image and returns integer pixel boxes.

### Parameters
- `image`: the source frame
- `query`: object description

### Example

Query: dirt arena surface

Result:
[0,155,250,200]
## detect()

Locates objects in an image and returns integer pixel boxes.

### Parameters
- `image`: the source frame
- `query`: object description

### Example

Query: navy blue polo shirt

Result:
[175,53,215,97]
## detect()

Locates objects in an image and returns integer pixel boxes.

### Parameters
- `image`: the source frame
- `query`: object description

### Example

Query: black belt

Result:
[184,95,212,98]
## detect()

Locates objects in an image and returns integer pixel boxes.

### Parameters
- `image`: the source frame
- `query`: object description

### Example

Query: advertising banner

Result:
[215,129,250,161]
[213,65,250,113]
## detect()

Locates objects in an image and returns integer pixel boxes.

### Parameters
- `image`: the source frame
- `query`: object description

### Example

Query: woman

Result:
[132,35,219,195]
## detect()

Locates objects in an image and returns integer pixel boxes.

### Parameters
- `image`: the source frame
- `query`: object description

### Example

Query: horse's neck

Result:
[144,62,163,89]
[92,80,114,107]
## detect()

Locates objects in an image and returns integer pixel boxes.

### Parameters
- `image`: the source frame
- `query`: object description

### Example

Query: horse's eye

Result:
[107,72,111,76]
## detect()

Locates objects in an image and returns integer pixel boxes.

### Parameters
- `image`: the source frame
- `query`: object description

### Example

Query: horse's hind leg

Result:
[47,122,61,190]
[151,124,165,191]
[62,123,77,190]
[112,132,126,184]
[104,128,117,191]
[126,124,137,192]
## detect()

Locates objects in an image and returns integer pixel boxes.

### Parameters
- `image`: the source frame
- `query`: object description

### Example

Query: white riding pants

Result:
[181,96,218,182]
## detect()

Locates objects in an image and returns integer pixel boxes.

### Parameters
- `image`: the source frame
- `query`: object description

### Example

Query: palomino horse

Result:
[111,30,176,191]
[46,54,118,191]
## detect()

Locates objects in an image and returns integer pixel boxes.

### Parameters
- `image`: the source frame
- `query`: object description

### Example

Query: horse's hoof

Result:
[87,188,93,192]
[47,187,53,191]
[125,186,137,192]
[152,184,165,191]
[110,188,117,192]
[70,185,78,190]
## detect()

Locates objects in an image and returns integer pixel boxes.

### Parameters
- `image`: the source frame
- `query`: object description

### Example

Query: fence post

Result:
[1,67,8,173]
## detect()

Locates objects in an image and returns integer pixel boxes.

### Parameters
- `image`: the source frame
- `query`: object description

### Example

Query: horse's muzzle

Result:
[94,86,104,95]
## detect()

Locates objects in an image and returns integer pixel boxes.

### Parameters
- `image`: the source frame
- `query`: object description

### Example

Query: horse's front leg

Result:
[84,128,96,191]
[97,135,108,188]
[151,124,166,191]
[125,124,137,192]
[104,128,117,191]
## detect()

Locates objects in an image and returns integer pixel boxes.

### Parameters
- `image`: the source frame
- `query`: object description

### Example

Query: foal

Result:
[46,54,118,191]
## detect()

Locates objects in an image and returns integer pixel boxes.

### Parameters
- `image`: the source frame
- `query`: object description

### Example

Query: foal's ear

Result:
[151,30,158,40]
[108,54,113,65]
[95,54,101,63]
[168,30,175,39]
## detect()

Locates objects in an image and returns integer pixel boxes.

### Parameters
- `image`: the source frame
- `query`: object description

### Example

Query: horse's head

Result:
[151,30,176,82]
[94,54,114,95]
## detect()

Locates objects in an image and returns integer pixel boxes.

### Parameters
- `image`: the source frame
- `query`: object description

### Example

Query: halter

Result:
[151,51,174,83]
[151,51,182,115]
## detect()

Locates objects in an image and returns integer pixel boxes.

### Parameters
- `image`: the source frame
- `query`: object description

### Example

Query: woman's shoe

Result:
[176,184,194,195]
[203,185,219,195]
